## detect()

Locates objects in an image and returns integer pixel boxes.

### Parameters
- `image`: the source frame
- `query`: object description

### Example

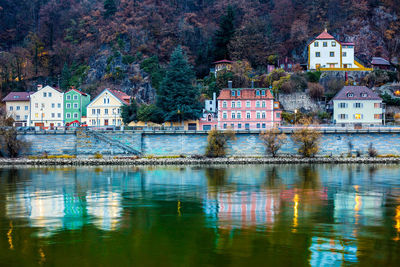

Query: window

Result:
[35,113,38,118]
[245,123,250,130]
[315,52,320,57]
[105,109,108,115]
[231,101,235,108]
[230,124,234,129]
[66,95,71,100]
[332,41,336,47]
[223,124,227,129]
[92,109,96,115]
[73,113,78,118]
[57,103,61,108]
[16,115,20,120]
[25,106,28,110]
[118,108,121,114]
[237,112,241,119]
[43,92,47,97]
[343,52,347,57]
[231,90,235,96]
[323,42,327,47]
[237,101,241,108]
[48,92,52,97]
[256,123,260,129]
[262,101,266,108]
[231,112,235,119]
[66,103,71,109]
[73,95,78,100]
[374,103,381,108]
[361,93,368,97]
[41,103,45,108]
[339,114,347,119]
[237,90,241,96]
[58,113,61,118]
[223,101,227,108]
[24,115,28,120]
[262,112,266,119]
[314,42,319,47]
[354,114,362,120]
[256,101,260,108]
[347,93,354,97]
[276,113,281,118]
[329,64,335,68]
[330,52,335,57]
[256,112,261,119]
[16,106,20,110]
[256,90,260,96]
[238,123,242,129]
[51,113,55,118]
[354,103,363,108]
[223,112,227,119]
[9,106,13,111]
[66,113,71,118]
[73,103,78,109]
[52,103,55,108]
[339,103,347,108]
[35,103,38,108]
[374,114,382,119]
[246,101,251,108]
[97,109,100,115]
[262,123,266,128]
[246,112,251,119]
[262,90,266,96]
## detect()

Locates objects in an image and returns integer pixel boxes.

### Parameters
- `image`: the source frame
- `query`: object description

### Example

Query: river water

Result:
[0,164,400,266]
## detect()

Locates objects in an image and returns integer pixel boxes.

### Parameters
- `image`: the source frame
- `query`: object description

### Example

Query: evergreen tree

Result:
[60,62,71,90]
[157,46,202,122]
[103,0,117,18]
[214,6,235,61]
[121,100,138,125]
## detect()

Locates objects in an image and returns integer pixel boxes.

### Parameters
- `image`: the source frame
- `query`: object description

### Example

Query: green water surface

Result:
[0,164,400,266]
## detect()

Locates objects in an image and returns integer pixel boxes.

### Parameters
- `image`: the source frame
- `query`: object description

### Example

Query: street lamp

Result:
[294,109,298,125]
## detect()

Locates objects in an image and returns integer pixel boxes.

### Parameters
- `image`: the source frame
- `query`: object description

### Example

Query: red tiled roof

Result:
[316,30,335,40]
[213,59,233,64]
[2,91,34,102]
[66,88,88,96]
[109,89,130,104]
[332,86,381,101]
[218,88,273,100]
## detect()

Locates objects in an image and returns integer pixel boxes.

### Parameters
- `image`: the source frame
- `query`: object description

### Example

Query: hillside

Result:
[0,0,399,100]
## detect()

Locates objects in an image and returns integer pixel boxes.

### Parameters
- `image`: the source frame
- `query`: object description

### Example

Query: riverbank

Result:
[1,157,400,166]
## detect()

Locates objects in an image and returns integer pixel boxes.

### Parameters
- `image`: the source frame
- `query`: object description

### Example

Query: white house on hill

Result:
[308,29,371,71]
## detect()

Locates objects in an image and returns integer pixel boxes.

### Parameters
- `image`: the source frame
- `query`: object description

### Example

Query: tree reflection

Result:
[205,167,227,188]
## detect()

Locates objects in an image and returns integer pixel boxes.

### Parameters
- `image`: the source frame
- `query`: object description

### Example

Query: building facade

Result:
[64,88,91,126]
[2,92,33,127]
[308,29,371,71]
[332,86,384,125]
[217,88,282,130]
[86,89,130,127]
[29,85,64,129]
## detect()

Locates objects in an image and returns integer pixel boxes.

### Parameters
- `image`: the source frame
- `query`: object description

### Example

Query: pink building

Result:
[217,88,282,130]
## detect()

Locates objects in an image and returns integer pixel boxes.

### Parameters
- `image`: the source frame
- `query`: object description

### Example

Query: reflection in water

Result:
[0,165,400,266]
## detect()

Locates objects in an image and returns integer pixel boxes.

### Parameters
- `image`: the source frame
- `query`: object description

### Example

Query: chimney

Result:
[37,84,43,91]
[228,81,232,89]
[212,92,216,102]
[251,80,254,88]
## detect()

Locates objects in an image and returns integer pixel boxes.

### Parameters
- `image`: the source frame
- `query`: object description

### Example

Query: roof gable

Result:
[316,30,335,40]
[332,86,382,101]
[218,88,274,100]
[88,88,129,107]
[2,92,34,102]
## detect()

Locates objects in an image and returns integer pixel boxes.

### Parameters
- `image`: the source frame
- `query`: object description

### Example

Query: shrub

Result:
[308,82,324,100]
[260,128,287,157]
[93,152,103,159]
[306,71,321,83]
[0,128,30,158]
[291,123,321,157]
[368,143,378,157]
[205,129,236,158]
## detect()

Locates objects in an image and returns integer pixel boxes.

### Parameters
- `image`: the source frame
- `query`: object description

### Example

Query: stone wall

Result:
[17,130,400,157]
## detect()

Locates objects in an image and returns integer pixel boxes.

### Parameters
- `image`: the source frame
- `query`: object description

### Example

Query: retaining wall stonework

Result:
[16,131,400,157]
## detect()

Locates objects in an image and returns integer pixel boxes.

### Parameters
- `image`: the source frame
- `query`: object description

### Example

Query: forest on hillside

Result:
[0,0,399,97]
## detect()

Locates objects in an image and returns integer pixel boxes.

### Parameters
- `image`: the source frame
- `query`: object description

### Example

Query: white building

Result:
[332,86,384,125]
[2,92,33,127]
[29,85,64,129]
[308,29,371,71]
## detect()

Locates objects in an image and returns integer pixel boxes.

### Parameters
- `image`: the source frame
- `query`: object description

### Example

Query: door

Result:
[188,123,197,130]
[104,119,109,126]
[50,123,54,129]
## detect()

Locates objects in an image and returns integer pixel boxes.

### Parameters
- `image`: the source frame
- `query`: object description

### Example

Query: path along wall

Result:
[17,131,400,157]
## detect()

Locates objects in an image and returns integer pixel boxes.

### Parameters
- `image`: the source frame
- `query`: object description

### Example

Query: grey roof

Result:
[332,86,382,101]
[2,91,34,102]
[371,57,390,66]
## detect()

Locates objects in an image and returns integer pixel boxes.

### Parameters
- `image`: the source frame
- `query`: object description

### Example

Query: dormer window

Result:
[13,95,20,99]
[231,90,235,96]
[237,90,241,96]
[361,93,368,97]
[256,90,260,96]
[261,90,266,96]
[347,93,354,97]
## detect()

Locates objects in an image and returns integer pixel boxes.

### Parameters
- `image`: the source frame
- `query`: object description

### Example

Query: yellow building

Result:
[86,89,130,127]
[128,120,199,130]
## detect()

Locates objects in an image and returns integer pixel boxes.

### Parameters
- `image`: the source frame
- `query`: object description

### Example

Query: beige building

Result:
[2,92,34,126]
[86,89,130,127]
[29,85,64,129]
